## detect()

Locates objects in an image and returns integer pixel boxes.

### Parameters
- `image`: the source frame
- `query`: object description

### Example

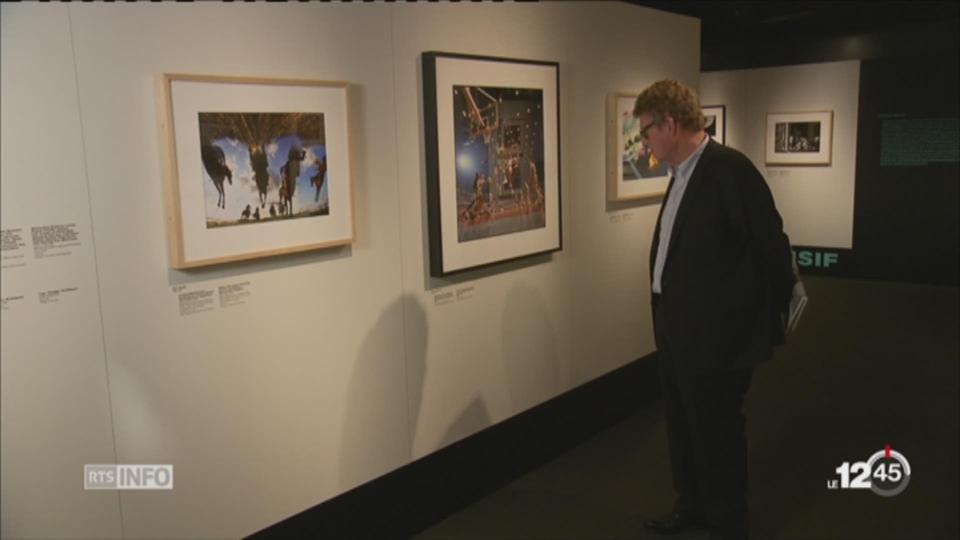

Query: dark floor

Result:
[414,277,959,540]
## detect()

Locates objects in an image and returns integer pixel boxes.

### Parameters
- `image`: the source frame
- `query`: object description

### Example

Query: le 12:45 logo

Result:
[828,444,911,497]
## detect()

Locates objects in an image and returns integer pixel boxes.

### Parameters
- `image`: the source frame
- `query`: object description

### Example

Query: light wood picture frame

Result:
[156,74,355,269]
[606,93,670,202]
[765,110,833,166]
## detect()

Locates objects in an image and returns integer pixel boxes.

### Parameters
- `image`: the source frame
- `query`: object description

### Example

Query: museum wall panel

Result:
[0,5,124,540]
[556,5,698,389]
[0,2,698,538]
[390,2,698,460]
[700,61,860,249]
[67,4,408,539]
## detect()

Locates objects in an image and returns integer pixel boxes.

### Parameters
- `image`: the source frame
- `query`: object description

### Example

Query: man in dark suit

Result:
[634,80,795,540]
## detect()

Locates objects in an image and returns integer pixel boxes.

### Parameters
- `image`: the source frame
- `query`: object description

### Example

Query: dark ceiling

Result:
[624,1,959,70]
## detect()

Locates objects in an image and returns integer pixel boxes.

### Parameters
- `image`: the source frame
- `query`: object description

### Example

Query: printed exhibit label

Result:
[177,288,216,316]
[31,223,81,259]
[1,228,28,269]
[219,281,251,308]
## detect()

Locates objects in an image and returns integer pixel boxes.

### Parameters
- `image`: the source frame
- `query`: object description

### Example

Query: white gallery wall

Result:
[700,61,860,249]
[0,7,123,539]
[1,3,698,539]
[390,3,700,461]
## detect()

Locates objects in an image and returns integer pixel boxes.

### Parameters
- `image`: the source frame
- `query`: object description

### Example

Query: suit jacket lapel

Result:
[661,139,718,275]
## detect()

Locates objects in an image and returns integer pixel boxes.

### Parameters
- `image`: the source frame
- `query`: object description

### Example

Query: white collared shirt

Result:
[652,134,710,294]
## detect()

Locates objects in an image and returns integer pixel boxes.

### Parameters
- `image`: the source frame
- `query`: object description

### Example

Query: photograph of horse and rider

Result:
[198,112,330,228]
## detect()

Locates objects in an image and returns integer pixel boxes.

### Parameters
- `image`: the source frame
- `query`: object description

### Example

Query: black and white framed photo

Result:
[702,104,726,145]
[765,110,833,165]
[422,51,561,277]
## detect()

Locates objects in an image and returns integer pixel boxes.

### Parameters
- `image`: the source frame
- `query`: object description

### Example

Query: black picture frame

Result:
[422,51,562,277]
[702,104,726,146]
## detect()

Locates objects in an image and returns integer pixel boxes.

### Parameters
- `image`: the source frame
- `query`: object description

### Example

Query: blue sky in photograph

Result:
[202,135,328,223]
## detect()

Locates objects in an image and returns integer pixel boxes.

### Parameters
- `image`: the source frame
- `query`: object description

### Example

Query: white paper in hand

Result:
[786,279,808,334]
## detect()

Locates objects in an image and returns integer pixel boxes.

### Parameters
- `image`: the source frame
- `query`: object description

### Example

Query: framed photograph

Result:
[702,104,726,145]
[765,110,833,166]
[156,74,354,269]
[422,52,561,277]
[606,93,670,201]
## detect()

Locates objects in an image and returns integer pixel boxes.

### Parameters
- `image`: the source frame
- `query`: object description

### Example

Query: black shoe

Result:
[642,511,708,534]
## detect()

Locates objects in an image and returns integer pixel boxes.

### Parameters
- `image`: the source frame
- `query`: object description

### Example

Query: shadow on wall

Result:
[436,397,493,453]
[501,282,561,414]
[410,281,559,455]
[335,283,562,492]
[337,294,427,491]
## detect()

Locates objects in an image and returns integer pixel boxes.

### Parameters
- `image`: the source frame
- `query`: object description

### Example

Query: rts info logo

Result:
[827,444,910,497]
[85,464,173,490]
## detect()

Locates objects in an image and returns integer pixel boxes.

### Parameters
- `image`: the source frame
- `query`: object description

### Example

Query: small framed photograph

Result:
[156,74,355,269]
[702,104,726,145]
[765,110,833,166]
[606,93,670,202]
[422,52,561,277]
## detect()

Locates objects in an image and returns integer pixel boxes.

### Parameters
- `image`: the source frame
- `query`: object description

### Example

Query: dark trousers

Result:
[654,298,754,538]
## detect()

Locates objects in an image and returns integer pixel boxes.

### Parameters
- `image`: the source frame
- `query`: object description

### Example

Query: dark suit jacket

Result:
[651,140,795,375]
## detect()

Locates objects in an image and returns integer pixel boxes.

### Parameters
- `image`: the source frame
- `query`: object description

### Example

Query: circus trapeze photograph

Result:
[452,85,546,243]
[423,52,561,276]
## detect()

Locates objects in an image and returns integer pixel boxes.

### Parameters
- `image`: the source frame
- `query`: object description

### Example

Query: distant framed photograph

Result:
[702,104,726,145]
[156,74,354,269]
[422,51,561,277]
[606,93,670,202]
[765,110,833,166]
